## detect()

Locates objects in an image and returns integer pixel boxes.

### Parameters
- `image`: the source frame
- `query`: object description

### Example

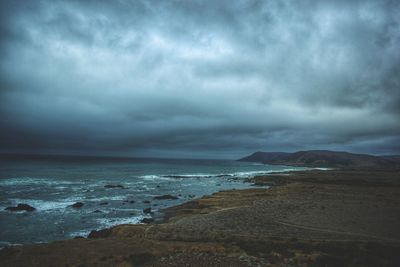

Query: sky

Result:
[0,0,399,159]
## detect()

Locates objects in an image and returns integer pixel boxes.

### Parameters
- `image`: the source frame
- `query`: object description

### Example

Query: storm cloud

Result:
[0,0,399,158]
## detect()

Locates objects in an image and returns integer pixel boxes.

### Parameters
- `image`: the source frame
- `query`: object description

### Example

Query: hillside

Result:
[237,151,290,163]
[239,150,400,168]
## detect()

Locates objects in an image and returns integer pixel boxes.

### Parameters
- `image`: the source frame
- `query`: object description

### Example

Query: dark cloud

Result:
[1,0,399,159]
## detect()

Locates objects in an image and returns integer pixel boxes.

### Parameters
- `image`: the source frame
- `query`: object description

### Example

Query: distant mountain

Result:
[239,150,400,168]
[238,151,290,163]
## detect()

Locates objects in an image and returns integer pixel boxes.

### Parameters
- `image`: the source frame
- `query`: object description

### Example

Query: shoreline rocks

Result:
[70,202,84,208]
[87,229,112,239]
[141,218,154,224]
[104,184,127,189]
[5,204,36,212]
[153,194,179,200]
[143,207,152,214]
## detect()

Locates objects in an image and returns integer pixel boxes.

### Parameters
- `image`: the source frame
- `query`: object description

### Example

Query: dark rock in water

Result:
[5,204,36,212]
[104,184,127,189]
[129,200,135,204]
[92,210,102,213]
[143,207,152,214]
[143,200,151,204]
[153,194,178,200]
[215,174,233,178]
[100,202,108,205]
[88,228,112,239]
[71,202,84,208]
[141,218,154,224]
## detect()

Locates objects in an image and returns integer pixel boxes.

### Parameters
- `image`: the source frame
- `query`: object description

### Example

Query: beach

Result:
[0,157,297,246]
[1,169,400,266]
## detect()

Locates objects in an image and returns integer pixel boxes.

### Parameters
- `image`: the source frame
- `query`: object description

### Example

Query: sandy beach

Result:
[1,169,400,266]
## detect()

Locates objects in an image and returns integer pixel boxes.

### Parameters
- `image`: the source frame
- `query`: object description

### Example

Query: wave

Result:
[311,167,333,170]
[0,177,82,186]
[3,197,82,212]
[0,241,22,249]
[139,175,174,181]
[68,215,148,238]
[163,174,215,178]
[87,195,128,201]
[95,216,147,229]
[137,168,306,180]
[67,230,92,238]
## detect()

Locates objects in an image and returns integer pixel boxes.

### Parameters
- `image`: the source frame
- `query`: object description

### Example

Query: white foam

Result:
[67,230,92,238]
[231,171,268,177]
[140,169,307,180]
[0,241,22,249]
[6,197,81,211]
[112,208,142,212]
[89,195,127,201]
[164,174,213,178]
[230,168,308,178]
[0,177,81,186]
[95,216,146,228]
[55,186,69,190]
[139,175,173,181]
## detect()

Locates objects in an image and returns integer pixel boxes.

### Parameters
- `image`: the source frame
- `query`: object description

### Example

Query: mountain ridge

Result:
[239,150,400,168]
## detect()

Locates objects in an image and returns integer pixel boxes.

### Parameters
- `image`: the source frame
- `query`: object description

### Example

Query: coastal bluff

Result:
[239,150,400,168]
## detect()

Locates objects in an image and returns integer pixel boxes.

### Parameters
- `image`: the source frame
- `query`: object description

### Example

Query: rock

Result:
[88,228,112,239]
[100,202,108,205]
[143,200,151,204]
[216,174,232,178]
[153,194,179,200]
[143,207,152,214]
[92,210,102,213]
[71,202,84,208]
[129,200,135,204]
[104,184,127,189]
[141,218,154,224]
[5,204,36,212]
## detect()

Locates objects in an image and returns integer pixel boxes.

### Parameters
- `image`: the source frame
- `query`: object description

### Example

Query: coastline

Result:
[1,169,400,266]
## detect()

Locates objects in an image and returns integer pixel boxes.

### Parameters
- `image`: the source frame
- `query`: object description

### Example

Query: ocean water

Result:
[0,155,305,247]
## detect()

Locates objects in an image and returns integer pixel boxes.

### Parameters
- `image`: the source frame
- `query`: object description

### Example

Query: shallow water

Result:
[0,155,306,246]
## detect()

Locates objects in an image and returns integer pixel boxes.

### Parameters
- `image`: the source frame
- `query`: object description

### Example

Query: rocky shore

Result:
[1,169,400,266]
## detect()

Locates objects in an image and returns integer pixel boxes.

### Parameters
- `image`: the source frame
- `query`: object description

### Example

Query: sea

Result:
[0,155,306,247]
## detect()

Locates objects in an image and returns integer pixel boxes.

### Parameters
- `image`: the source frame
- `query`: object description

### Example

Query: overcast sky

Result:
[0,0,399,159]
